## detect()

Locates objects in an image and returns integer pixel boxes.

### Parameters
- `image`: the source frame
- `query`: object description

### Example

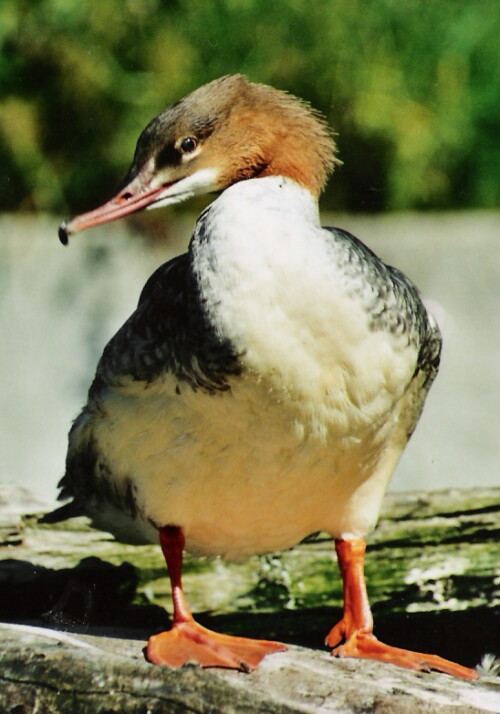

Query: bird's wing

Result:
[91,252,241,396]
[324,226,442,430]
[43,252,241,523]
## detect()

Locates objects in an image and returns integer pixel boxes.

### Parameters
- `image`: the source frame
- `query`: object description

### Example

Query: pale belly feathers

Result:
[89,365,413,560]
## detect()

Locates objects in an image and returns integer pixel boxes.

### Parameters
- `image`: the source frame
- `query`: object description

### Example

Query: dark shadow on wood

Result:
[0,557,168,631]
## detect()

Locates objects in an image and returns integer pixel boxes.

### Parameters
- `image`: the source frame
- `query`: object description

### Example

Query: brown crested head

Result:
[59,75,340,242]
[139,74,338,195]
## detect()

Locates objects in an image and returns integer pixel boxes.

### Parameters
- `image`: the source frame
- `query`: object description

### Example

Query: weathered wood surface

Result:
[2,623,500,714]
[0,484,499,713]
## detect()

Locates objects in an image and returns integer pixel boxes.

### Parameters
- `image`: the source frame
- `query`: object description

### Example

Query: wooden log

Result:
[0,485,499,713]
[1,622,499,714]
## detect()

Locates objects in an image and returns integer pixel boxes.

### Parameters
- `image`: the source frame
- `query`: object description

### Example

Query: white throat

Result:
[191,176,327,375]
[191,176,415,430]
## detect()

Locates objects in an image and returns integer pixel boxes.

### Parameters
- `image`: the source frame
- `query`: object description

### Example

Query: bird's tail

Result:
[38,500,85,525]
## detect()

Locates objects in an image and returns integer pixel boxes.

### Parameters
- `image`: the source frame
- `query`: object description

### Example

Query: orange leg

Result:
[325,537,478,680]
[146,526,286,670]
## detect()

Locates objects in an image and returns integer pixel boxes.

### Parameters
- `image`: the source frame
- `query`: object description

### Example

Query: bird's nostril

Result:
[120,192,133,201]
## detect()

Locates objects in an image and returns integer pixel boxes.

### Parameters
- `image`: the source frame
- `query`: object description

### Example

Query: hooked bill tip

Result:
[58,221,69,246]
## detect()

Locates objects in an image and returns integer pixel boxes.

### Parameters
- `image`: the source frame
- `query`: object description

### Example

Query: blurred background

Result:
[1,0,499,503]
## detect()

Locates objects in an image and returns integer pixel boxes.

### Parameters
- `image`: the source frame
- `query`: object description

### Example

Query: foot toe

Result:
[147,621,286,671]
[330,631,478,680]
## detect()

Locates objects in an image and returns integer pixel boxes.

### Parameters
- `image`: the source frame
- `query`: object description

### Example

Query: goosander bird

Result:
[49,75,476,679]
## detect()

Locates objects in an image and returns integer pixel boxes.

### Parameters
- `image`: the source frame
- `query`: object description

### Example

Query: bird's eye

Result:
[179,137,198,154]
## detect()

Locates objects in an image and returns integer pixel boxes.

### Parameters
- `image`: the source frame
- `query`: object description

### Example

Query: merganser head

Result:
[59,75,339,244]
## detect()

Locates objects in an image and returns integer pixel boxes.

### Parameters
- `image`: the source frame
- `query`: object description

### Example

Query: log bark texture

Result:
[0,485,499,713]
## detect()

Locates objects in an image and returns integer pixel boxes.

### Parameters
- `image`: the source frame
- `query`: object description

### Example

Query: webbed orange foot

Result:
[327,627,478,680]
[149,526,286,671]
[328,537,478,681]
[147,620,286,671]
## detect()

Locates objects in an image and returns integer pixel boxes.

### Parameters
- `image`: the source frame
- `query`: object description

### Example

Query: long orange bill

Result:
[58,175,174,245]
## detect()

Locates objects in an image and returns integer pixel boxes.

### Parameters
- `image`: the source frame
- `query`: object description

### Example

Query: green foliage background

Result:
[1,0,499,214]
